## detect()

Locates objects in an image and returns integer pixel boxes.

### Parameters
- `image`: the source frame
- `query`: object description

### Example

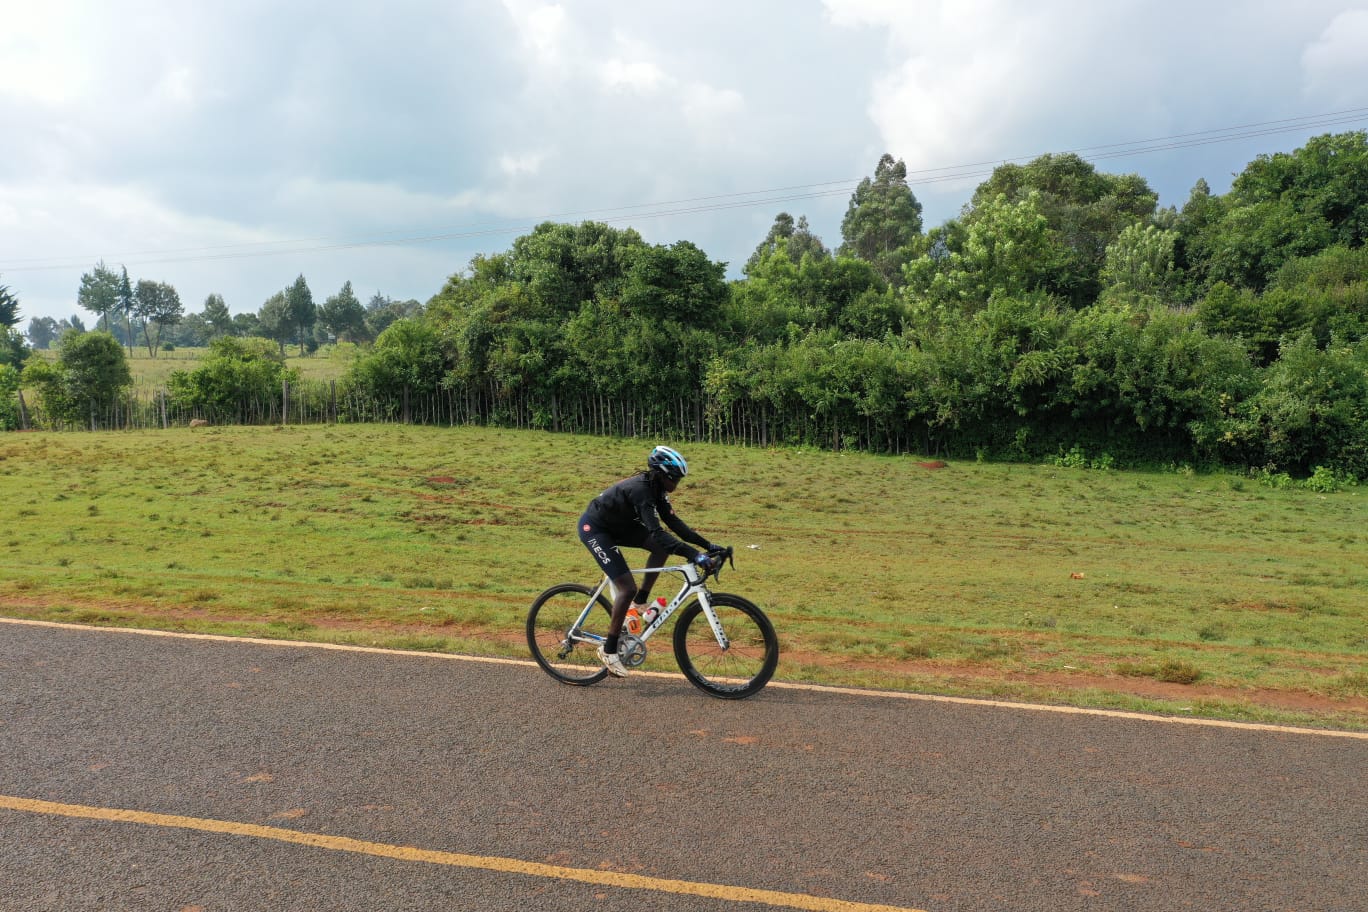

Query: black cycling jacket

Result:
[582,472,710,559]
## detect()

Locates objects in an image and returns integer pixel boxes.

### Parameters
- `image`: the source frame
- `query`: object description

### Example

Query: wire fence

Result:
[9,379,927,453]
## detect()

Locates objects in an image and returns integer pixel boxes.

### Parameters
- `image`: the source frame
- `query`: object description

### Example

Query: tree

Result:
[745,212,830,275]
[1269,245,1368,345]
[26,316,59,350]
[258,292,291,356]
[319,281,368,342]
[967,153,1158,306]
[904,191,1062,309]
[0,280,19,328]
[0,281,23,368]
[117,267,136,353]
[838,154,924,284]
[1206,333,1368,477]
[21,331,131,430]
[505,221,646,316]
[132,279,184,356]
[167,336,298,423]
[364,293,421,338]
[231,311,262,337]
[0,362,20,430]
[202,294,235,339]
[1179,132,1367,294]
[171,312,210,348]
[76,261,120,333]
[1230,130,1368,250]
[0,327,25,370]
[730,249,887,342]
[285,274,316,354]
[1172,178,1226,300]
[347,318,449,416]
[620,240,729,327]
[1101,223,1180,301]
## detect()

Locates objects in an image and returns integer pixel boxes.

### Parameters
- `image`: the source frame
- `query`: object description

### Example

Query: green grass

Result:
[2,425,1366,730]
[27,344,355,390]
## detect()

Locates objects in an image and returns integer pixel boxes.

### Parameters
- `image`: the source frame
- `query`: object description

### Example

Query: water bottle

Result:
[625,606,643,635]
[643,596,666,624]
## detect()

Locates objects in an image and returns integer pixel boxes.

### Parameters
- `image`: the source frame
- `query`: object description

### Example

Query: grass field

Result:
[2,425,1366,730]
[27,344,356,389]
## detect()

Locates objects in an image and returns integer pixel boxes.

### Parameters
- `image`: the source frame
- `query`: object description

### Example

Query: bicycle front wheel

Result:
[527,583,612,685]
[672,593,778,699]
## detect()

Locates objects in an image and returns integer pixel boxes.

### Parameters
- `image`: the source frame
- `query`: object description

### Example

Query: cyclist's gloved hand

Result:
[693,552,716,569]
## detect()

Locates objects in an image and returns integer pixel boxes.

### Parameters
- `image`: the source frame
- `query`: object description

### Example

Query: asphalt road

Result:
[1,619,1365,912]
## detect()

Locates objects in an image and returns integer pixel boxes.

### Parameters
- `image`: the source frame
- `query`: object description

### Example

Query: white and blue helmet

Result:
[648,445,688,480]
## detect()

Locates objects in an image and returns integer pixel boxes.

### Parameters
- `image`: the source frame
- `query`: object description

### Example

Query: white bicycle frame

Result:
[572,561,731,650]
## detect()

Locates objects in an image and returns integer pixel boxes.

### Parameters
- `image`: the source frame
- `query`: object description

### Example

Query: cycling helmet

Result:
[647,445,688,480]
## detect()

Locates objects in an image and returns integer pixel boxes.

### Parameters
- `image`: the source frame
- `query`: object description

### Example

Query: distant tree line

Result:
[8,131,1368,480]
[23,266,420,356]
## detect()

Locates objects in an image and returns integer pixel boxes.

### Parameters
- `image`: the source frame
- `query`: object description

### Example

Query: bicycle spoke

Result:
[673,594,778,699]
[526,584,612,686]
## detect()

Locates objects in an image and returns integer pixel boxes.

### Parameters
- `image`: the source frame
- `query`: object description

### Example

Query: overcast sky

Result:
[3,0,1367,326]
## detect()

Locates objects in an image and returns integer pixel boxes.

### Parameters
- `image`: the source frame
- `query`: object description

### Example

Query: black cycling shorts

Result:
[577,513,648,580]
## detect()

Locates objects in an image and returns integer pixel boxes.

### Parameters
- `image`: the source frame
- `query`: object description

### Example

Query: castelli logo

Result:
[582,524,591,532]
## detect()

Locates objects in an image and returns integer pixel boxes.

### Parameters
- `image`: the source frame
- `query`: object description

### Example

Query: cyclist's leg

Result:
[633,548,671,605]
[605,571,637,647]
[578,519,638,653]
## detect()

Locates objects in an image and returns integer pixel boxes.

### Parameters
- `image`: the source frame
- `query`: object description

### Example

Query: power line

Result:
[2,107,1365,274]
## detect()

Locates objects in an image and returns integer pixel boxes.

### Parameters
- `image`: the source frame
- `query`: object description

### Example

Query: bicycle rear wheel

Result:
[672,593,778,699]
[526,583,612,685]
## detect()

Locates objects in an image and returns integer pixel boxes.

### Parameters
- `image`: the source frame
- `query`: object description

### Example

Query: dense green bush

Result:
[166,336,299,422]
[0,363,20,430]
[21,331,132,430]
[345,318,449,408]
[1204,334,1368,478]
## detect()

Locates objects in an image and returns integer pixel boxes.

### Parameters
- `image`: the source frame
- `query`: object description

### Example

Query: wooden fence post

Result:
[282,378,290,425]
[16,390,29,430]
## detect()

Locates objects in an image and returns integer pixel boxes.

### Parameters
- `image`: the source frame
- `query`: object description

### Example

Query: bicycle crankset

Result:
[618,634,648,668]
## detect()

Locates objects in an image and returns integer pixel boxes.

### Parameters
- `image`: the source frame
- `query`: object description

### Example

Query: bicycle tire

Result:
[526,583,612,685]
[672,592,778,699]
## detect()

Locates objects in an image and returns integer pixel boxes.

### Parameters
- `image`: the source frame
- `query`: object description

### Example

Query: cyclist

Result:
[578,445,722,677]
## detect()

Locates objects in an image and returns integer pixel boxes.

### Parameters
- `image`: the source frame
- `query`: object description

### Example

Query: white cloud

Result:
[823,1,1141,173]
[820,0,1368,220]
[598,58,667,93]
[155,66,198,107]
[0,3,96,106]
[503,0,570,59]
[1302,9,1368,103]
[3,180,272,262]
[681,83,745,128]
[6,0,1368,325]
[498,152,548,177]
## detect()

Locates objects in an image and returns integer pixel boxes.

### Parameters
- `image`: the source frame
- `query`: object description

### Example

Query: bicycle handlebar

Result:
[625,546,735,582]
[703,545,735,581]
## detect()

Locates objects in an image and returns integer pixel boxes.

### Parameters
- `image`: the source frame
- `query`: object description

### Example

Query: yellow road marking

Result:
[0,794,922,912]
[3,616,1366,740]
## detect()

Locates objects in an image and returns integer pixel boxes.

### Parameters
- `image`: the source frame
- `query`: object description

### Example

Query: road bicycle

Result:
[526,547,779,699]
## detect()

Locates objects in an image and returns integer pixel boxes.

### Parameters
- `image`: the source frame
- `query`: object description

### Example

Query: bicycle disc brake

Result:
[618,634,648,668]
